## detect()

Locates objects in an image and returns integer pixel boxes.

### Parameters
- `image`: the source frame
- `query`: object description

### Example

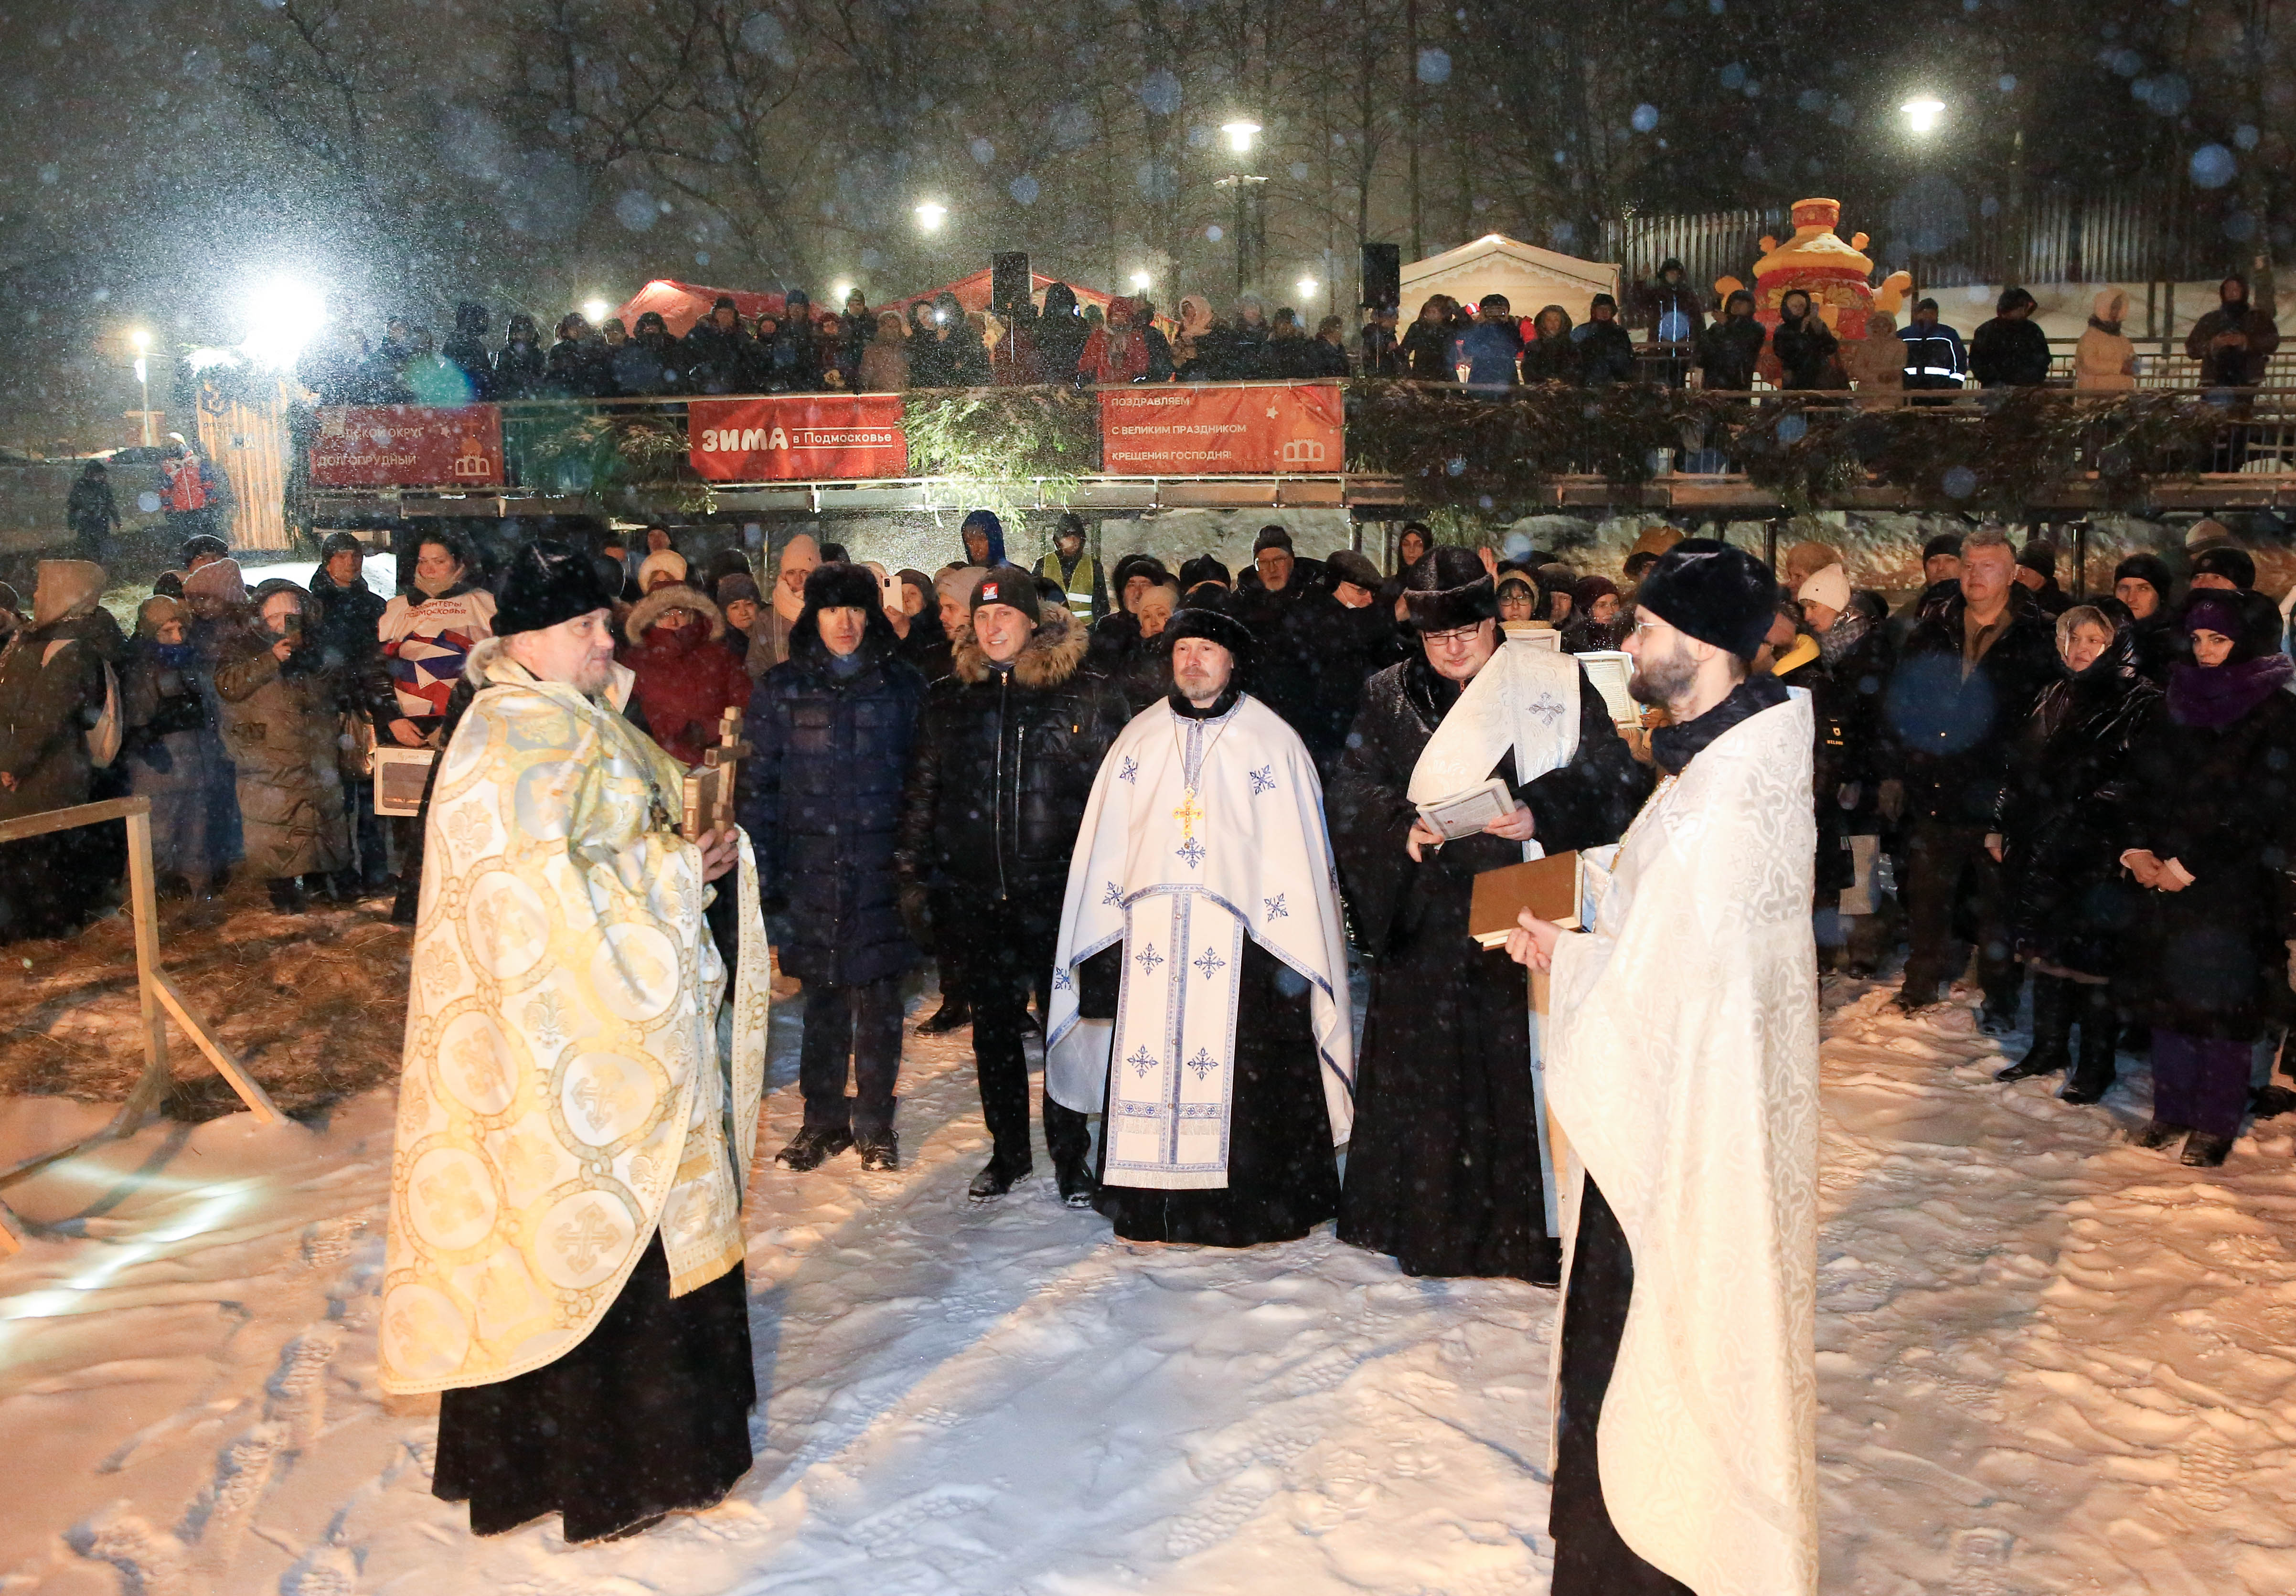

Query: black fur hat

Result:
[1165,602,1256,665]
[495,539,618,635]
[1403,545,1497,634]
[1177,554,1230,591]
[1633,537,1776,661]
[793,561,897,658]
[803,560,885,614]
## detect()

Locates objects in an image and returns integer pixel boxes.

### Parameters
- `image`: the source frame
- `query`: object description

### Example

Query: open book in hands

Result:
[1413,777,1517,843]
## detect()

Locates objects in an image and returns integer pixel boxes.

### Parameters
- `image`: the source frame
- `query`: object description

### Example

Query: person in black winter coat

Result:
[897,570,1131,1202]
[1698,289,1766,391]
[1771,289,1841,389]
[1882,531,2062,1025]
[756,287,823,392]
[1992,605,2163,1105]
[680,298,755,394]
[740,563,927,1172]
[544,314,609,398]
[439,302,495,401]
[1399,297,1459,382]
[2014,541,2073,617]
[491,314,547,399]
[1520,305,1581,385]
[612,310,684,395]
[1971,288,2052,387]
[1033,283,1091,384]
[2185,274,2282,389]
[2119,588,2296,1165]
[2112,552,2181,683]
[1575,294,1637,388]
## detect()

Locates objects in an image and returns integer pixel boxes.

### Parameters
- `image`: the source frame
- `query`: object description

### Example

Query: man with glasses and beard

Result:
[1327,546,1647,1287]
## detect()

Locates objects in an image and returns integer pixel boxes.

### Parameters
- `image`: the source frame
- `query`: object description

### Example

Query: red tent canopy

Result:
[613,279,794,339]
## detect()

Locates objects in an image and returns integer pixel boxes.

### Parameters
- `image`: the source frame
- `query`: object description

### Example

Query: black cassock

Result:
[1328,655,1648,1282]
[432,1235,755,1541]
[1079,938,1341,1246]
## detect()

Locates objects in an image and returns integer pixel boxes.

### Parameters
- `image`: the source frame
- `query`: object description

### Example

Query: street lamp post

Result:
[130,329,152,446]
[1215,120,1265,298]
[1899,96,1945,300]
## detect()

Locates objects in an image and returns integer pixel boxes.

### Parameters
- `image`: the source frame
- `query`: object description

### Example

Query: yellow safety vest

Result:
[1038,550,1099,619]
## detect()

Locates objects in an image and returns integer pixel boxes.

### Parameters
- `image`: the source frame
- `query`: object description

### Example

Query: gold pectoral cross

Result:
[1172,787,1205,841]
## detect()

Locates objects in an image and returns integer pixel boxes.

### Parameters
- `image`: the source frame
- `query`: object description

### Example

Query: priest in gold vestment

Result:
[377,542,770,1542]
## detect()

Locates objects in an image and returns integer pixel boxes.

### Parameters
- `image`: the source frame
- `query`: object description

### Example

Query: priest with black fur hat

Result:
[1328,545,1649,1284]
[377,539,772,1543]
[1047,596,1358,1245]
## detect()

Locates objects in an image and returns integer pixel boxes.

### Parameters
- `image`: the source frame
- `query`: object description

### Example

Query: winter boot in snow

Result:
[918,997,971,1034]
[2181,1131,2235,1168]
[2133,1119,2192,1151]
[2059,984,2118,1105]
[1056,1160,1099,1209]
[1996,973,2070,1081]
[967,1157,1030,1202]
[774,1125,854,1171]
[855,1130,899,1172]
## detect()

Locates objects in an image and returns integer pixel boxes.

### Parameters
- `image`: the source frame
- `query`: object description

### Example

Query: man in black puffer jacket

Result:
[741,562,927,1174]
[897,566,1131,1202]
[1880,528,2061,1027]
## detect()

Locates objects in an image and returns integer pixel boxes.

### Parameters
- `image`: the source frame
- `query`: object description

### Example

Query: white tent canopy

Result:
[1399,234,1622,323]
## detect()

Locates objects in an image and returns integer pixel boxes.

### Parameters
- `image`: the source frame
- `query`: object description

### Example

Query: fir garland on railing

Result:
[902,387,1099,517]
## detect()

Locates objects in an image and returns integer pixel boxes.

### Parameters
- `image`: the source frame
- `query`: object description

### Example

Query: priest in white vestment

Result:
[1047,603,1356,1245]
[378,542,771,1543]
[1506,539,1820,1596]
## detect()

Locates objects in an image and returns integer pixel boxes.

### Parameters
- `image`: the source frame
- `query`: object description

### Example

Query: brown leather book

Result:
[1468,852,1581,948]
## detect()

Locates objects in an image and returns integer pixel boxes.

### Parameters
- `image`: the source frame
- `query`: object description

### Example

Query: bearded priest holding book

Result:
[1046,603,1356,1246]
[1506,538,1820,1596]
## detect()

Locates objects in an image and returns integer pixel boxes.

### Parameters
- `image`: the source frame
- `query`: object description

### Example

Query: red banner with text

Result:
[689,394,908,481]
[1098,382,1344,475]
[311,406,503,489]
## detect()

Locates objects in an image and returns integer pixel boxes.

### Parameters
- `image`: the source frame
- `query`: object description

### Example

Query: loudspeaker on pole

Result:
[1361,243,1401,311]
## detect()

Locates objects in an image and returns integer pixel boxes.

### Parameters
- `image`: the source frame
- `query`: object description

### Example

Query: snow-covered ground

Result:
[4,967,2296,1594]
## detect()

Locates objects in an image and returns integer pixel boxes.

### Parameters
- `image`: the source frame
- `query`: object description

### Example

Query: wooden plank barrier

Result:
[0,798,282,1255]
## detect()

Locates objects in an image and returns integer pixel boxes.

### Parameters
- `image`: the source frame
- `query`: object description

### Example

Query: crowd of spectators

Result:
[2,504,2290,1172]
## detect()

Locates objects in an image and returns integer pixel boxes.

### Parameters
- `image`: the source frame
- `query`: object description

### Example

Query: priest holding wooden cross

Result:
[378,542,772,1544]
[1505,539,1820,1596]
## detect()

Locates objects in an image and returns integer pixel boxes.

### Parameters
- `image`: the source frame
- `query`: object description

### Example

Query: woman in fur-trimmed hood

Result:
[616,583,753,767]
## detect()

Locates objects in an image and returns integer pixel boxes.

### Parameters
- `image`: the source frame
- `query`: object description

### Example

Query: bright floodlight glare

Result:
[1297,277,1317,298]
[1221,119,1261,154]
[1901,96,1945,134]
[582,298,610,323]
[239,277,327,369]
[1130,271,1152,291]
[129,328,151,351]
[833,281,854,302]
[915,201,948,232]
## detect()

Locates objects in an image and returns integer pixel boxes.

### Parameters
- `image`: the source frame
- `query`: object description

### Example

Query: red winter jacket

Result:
[616,585,754,767]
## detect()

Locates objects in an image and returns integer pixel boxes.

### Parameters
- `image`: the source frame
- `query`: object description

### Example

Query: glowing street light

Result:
[833,280,854,304]
[1296,277,1317,301]
[1221,119,1261,155]
[581,297,610,324]
[237,277,326,370]
[1129,270,1153,292]
[1900,96,1945,135]
[915,201,948,232]
[129,329,153,446]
